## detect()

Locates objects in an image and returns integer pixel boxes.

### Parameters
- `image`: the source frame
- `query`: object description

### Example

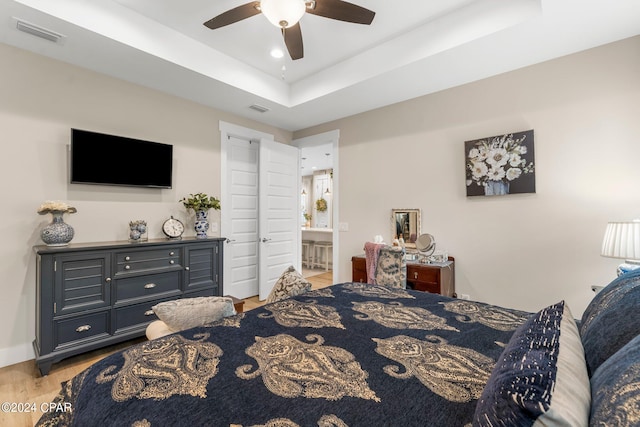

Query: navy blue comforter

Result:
[37,283,530,427]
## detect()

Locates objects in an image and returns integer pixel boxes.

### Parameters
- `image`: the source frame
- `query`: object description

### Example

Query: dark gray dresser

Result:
[33,237,224,375]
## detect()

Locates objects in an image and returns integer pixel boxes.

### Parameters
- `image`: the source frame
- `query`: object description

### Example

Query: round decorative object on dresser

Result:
[37,201,77,246]
[129,220,148,242]
[40,211,75,246]
[194,209,209,239]
[162,216,185,239]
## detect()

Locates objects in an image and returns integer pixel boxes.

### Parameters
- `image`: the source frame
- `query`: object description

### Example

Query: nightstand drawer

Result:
[54,311,109,349]
[115,248,182,274]
[115,271,181,303]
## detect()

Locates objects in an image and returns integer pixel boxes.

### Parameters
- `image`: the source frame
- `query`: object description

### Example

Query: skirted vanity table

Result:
[352,209,456,297]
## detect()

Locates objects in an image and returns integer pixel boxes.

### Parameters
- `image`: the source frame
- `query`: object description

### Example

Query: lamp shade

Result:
[601,221,640,260]
[260,0,306,28]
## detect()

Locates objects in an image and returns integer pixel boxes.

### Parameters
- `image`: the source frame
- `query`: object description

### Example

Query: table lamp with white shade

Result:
[601,220,640,276]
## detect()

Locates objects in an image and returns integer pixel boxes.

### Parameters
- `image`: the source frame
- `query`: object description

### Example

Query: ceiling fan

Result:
[203,0,375,60]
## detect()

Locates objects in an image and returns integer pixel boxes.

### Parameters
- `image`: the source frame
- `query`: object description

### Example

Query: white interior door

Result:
[258,138,301,300]
[222,137,259,299]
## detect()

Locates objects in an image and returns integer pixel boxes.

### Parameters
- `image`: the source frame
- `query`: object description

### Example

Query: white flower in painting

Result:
[506,168,522,181]
[476,145,489,161]
[470,161,488,180]
[487,167,506,181]
[509,154,522,167]
[518,145,528,155]
[468,148,480,159]
[486,148,508,167]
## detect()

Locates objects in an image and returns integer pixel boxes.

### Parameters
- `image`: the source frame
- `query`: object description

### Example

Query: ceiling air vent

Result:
[249,104,270,113]
[15,18,66,44]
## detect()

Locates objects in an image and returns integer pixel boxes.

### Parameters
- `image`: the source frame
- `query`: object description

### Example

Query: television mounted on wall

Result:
[70,129,173,188]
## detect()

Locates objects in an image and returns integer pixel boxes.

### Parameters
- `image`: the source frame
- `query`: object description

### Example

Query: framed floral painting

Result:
[465,129,535,197]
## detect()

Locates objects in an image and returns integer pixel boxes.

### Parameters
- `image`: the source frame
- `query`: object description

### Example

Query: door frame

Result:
[293,129,340,285]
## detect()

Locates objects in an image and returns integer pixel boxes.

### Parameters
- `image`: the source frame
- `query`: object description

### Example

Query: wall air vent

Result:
[15,18,66,44]
[249,104,270,113]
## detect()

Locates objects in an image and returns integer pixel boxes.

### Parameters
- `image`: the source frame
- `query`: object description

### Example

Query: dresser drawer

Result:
[114,298,170,333]
[115,248,182,274]
[54,311,110,349]
[115,271,181,303]
[411,281,441,294]
[408,265,440,283]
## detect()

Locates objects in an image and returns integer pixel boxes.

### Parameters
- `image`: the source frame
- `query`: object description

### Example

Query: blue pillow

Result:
[473,301,590,427]
[580,268,640,375]
[590,334,640,426]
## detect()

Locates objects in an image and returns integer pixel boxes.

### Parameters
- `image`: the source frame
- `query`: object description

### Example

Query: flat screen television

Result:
[70,129,173,188]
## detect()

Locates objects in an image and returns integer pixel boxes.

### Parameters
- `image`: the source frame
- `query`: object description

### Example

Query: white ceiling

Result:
[0,0,639,132]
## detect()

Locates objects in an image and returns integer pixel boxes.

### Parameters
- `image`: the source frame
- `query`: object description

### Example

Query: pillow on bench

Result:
[152,296,236,332]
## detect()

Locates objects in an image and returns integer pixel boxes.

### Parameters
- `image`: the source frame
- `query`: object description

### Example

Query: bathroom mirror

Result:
[391,209,421,248]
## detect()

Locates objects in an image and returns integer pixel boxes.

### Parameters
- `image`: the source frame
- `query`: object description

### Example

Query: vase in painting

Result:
[41,211,75,246]
[194,209,209,239]
[484,180,510,196]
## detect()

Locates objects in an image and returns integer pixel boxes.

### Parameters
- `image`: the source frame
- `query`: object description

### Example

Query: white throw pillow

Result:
[152,296,236,332]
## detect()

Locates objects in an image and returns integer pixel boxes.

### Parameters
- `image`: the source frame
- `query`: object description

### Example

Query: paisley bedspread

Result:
[36,283,531,427]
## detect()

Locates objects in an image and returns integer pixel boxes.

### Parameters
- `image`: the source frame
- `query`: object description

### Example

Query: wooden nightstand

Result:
[351,255,456,297]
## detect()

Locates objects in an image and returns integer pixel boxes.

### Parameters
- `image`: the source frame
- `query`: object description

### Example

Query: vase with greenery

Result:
[179,193,221,239]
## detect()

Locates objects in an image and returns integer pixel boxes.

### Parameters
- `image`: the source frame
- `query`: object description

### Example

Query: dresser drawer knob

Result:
[144,310,155,316]
[105,277,111,283]
[169,251,175,256]
[76,325,92,333]
[144,283,156,289]
[125,265,131,270]
[169,260,175,265]
[125,256,131,261]
[185,266,190,271]
[414,272,418,279]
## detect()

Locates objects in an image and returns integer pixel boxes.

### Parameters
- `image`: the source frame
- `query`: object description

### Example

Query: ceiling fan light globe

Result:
[260,0,306,28]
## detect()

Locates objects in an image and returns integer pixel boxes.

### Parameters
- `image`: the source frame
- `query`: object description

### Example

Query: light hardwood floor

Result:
[0,271,333,427]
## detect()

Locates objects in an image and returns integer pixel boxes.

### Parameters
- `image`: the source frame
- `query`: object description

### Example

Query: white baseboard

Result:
[0,342,34,369]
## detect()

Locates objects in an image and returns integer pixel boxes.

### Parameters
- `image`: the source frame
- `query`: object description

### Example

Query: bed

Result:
[36,272,640,427]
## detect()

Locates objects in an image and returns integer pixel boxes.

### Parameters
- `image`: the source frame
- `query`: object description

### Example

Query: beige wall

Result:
[0,43,292,367]
[2,35,639,368]
[296,36,640,316]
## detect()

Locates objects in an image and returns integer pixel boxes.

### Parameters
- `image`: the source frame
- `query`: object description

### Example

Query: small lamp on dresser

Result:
[601,220,640,276]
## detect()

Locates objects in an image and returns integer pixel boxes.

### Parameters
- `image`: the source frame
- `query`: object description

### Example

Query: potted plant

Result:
[303,213,312,228]
[179,193,221,238]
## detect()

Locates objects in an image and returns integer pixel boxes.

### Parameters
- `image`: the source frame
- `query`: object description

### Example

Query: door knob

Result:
[225,238,236,244]
[261,238,272,243]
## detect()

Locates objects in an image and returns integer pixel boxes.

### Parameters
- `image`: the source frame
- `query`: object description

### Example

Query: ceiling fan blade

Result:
[282,23,304,60]
[203,2,261,30]
[307,0,375,25]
